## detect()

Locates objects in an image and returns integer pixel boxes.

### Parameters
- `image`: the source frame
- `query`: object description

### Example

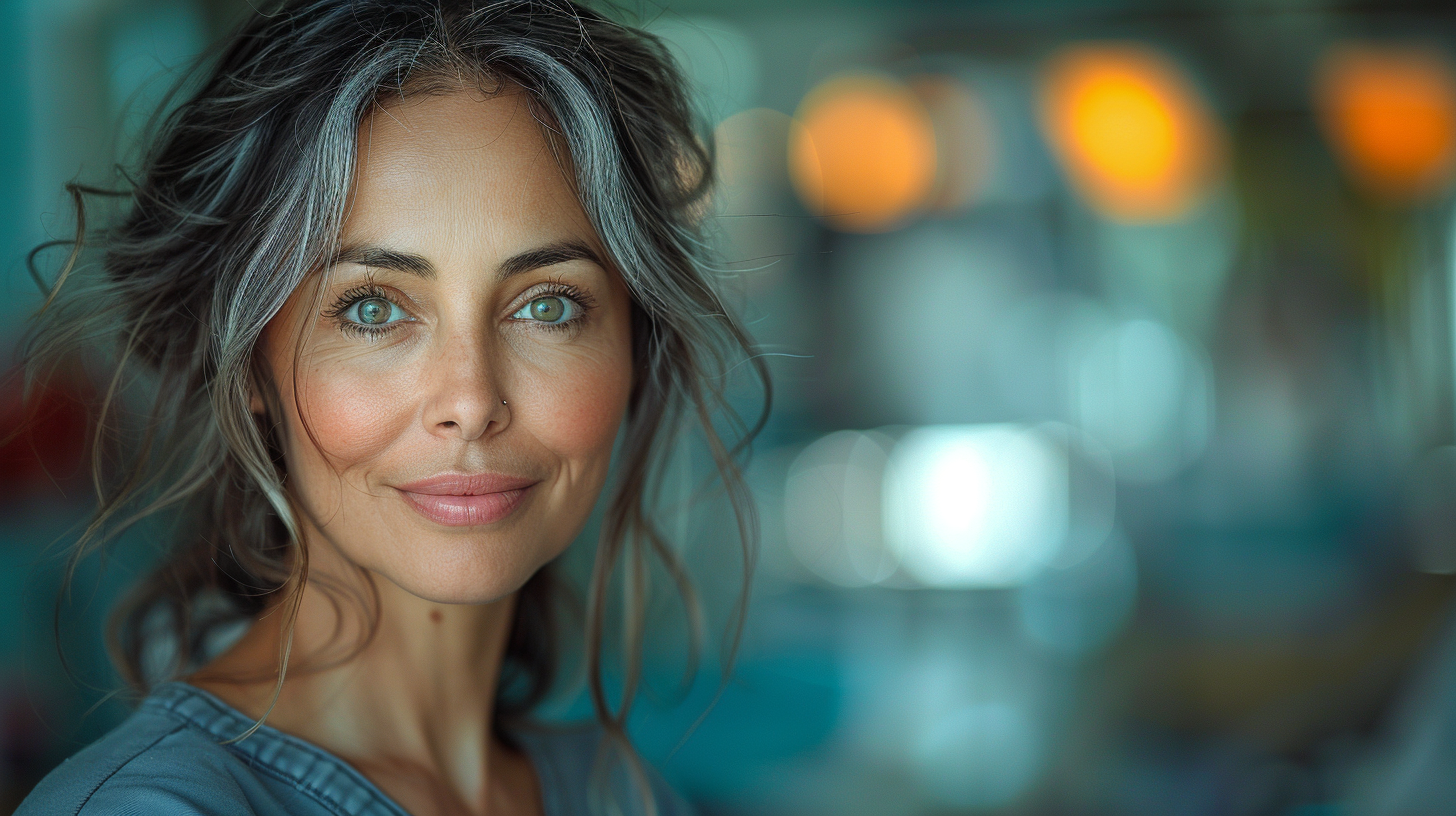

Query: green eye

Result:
[514,295,577,324]
[345,296,406,326]
[357,298,390,324]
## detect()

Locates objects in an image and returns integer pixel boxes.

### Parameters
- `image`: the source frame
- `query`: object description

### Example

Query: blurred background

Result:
[7,0,1456,813]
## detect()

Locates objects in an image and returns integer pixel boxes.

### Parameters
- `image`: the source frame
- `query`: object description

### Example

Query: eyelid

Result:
[326,283,413,313]
[509,280,596,311]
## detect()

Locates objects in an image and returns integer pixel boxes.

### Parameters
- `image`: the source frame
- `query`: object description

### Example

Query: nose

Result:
[420,332,509,441]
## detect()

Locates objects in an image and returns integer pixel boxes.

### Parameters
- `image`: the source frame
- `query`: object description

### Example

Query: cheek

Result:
[285,355,417,467]
[517,344,633,463]
[570,376,630,452]
[533,359,631,457]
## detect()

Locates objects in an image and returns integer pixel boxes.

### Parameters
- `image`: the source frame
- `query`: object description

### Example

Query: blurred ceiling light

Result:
[910,74,997,212]
[785,430,898,587]
[1039,43,1224,222]
[1074,318,1211,482]
[883,426,1068,589]
[1316,44,1456,203]
[789,72,938,232]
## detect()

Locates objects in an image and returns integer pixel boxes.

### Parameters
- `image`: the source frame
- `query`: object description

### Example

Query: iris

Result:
[523,296,571,323]
[357,298,392,324]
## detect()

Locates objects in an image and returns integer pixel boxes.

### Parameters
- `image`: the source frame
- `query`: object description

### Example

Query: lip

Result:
[394,472,539,527]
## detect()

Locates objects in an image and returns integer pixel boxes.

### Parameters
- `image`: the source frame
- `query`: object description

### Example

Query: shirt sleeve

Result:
[73,776,263,816]
[15,716,268,816]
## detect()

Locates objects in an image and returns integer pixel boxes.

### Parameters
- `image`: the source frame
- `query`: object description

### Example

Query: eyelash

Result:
[322,281,595,340]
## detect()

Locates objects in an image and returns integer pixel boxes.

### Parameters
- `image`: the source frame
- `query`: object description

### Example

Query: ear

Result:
[247,357,272,417]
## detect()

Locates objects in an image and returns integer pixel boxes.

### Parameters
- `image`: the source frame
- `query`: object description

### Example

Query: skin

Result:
[191,86,635,816]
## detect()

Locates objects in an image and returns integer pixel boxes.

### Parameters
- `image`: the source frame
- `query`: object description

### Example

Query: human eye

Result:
[326,285,413,337]
[510,283,593,330]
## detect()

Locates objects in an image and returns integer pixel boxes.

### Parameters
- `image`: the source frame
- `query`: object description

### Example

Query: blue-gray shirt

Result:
[16,682,690,816]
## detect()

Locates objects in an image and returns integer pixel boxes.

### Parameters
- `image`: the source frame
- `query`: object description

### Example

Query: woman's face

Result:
[256,88,634,604]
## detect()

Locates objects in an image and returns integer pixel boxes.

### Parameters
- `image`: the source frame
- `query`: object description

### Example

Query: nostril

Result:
[440,421,458,429]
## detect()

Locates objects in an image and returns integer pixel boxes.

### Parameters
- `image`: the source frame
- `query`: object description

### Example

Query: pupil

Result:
[359,299,388,324]
[531,297,564,322]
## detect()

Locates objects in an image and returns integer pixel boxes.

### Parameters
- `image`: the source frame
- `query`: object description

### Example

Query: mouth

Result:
[394,473,539,527]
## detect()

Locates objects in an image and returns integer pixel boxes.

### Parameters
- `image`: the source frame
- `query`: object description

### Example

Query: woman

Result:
[15,0,767,814]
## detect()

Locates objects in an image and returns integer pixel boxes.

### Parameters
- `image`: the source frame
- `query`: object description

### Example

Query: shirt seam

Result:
[144,685,588,816]
[229,746,412,816]
[243,761,357,816]
[72,722,188,816]
[147,686,408,816]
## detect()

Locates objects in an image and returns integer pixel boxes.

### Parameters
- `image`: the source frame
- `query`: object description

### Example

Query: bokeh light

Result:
[910,74,997,212]
[1073,318,1211,482]
[883,425,1068,588]
[1039,43,1224,222]
[1316,44,1456,202]
[789,72,938,232]
[785,430,897,587]
[18,3,1456,814]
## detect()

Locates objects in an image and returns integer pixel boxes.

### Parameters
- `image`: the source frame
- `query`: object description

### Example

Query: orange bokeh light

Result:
[1040,44,1223,222]
[1316,44,1456,203]
[789,73,937,232]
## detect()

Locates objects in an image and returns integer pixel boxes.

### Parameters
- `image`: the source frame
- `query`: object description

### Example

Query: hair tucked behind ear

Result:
[23,0,769,811]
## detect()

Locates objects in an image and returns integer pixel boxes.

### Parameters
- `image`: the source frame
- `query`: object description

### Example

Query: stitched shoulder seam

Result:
[72,722,189,816]
[243,762,355,816]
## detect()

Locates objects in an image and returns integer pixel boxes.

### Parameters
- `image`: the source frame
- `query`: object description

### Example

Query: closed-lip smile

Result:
[394,472,539,526]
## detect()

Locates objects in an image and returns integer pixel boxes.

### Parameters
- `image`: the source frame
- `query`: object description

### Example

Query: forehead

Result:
[342,88,594,257]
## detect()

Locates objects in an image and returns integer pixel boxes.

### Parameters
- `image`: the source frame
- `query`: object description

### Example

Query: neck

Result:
[191,539,529,816]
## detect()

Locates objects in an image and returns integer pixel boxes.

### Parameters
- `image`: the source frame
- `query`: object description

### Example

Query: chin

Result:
[374,534,558,605]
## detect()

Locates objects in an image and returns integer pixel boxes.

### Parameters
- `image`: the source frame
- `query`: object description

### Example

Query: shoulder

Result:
[517,723,694,816]
[15,700,269,816]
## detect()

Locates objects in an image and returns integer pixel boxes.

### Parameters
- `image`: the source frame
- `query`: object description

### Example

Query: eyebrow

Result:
[329,239,604,281]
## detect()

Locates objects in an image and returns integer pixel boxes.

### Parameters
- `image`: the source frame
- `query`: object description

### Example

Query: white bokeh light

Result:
[883,425,1069,588]
[785,430,897,587]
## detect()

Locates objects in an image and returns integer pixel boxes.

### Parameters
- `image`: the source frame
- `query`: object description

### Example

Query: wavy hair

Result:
[23,0,768,805]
